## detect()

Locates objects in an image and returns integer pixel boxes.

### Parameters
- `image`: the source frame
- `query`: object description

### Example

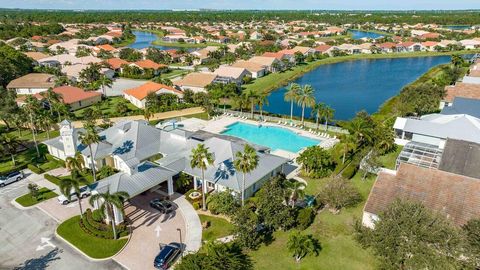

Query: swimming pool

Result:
[221,122,321,153]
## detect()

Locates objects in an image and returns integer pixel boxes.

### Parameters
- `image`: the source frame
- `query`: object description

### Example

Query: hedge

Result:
[44,173,61,186]
[80,209,129,239]
[27,164,44,174]
[45,154,66,168]
[296,208,316,230]
[341,163,359,179]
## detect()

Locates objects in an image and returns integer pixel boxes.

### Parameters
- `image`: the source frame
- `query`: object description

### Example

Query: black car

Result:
[149,199,174,214]
[153,242,182,269]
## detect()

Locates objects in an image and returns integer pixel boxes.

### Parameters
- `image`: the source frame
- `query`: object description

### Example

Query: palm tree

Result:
[23,96,41,157]
[66,151,86,175]
[190,144,214,211]
[285,180,305,209]
[0,134,21,166]
[243,89,257,119]
[297,85,316,126]
[287,231,319,262]
[256,91,270,119]
[41,88,62,117]
[10,114,25,137]
[54,75,71,87]
[284,83,300,121]
[143,107,154,122]
[89,190,130,240]
[37,112,54,140]
[234,144,259,206]
[311,103,325,130]
[59,176,87,218]
[322,106,334,131]
[78,126,100,182]
[338,135,357,164]
[98,75,113,97]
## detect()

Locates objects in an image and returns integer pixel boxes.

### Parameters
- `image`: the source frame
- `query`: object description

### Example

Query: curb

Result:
[10,198,35,210]
[54,225,132,262]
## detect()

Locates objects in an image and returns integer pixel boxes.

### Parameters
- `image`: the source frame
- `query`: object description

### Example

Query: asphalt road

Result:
[0,179,125,270]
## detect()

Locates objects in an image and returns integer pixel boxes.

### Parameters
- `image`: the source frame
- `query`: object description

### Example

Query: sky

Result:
[0,0,479,10]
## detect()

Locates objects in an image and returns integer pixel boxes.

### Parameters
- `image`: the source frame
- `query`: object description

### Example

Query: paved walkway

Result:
[174,194,202,252]
[72,107,204,128]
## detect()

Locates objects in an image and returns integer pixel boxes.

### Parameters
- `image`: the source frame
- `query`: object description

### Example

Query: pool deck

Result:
[199,116,339,159]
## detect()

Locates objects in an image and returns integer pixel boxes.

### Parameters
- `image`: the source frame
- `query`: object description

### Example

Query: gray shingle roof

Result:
[441,97,480,119]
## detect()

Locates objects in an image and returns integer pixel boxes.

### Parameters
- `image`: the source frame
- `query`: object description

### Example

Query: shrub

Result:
[92,209,104,222]
[341,163,358,179]
[296,208,316,230]
[44,173,61,185]
[206,190,239,216]
[296,146,335,179]
[80,209,128,239]
[317,178,361,212]
[28,164,43,174]
[192,202,201,210]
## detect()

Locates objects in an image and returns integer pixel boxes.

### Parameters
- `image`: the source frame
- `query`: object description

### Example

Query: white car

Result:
[57,186,91,205]
[0,171,24,187]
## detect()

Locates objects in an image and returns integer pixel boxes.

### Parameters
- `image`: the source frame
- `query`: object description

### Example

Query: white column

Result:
[193,176,198,190]
[167,176,174,196]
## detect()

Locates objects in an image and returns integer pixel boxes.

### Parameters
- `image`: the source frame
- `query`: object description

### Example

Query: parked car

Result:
[153,242,182,269]
[0,171,24,187]
[57,186,91,205]
[149,199,174,214]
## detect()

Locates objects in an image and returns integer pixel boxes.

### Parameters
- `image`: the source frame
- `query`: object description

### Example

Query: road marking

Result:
[155,225,162,238]
[36,237,56,251]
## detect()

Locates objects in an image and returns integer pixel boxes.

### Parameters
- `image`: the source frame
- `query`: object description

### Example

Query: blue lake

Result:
[264,56,451,120]
[129,30,195,51]
[348,29,384,40]
[443,25,471,30]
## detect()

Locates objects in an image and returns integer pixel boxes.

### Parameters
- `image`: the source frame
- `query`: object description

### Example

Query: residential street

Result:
[0,177,125,270]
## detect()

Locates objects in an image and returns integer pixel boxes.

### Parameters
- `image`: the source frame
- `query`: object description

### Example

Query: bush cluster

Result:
[79,209,128,239]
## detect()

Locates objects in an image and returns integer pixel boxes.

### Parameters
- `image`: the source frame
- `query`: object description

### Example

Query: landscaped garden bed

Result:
[15,187,57,207]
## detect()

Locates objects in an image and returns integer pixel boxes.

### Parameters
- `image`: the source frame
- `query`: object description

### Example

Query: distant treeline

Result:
[0,23,64,40]
[0,9,479,25]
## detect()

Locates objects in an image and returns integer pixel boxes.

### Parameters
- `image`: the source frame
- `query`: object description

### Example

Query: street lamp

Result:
[177,228,183,257]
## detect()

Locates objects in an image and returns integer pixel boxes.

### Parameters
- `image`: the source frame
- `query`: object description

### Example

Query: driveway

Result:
[114,191,187,270]
[0,180,124,270]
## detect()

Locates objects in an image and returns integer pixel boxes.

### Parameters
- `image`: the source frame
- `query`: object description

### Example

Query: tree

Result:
[451,54,464,67]
[355,200,468,269]
[79,63,102,84]
[78,126,100,182]
[190,144,214,211]
[256,91,270,118]
[234,144,259,206]
[28,183,40,200]
[0,88,20,130]
[143,107,154,122]
[0,133,21,166]
[89,190,130,239]
[318,178,361,212]
[97,75,112,96]
[337,135,357,164]
[284,180,305,208]
[284,83,300,121]
[243,89,258,119]
[296,146,335,178]
[322,106,334,131]
[342,111,375,148]
[311,102,325,130]
[65,151,86,176]
[119,48,142,62]
[59,175,87,218]
[206,190,239,216]
[97,165,117,180]
[232,206,264,249]
[297,84,316,125]
[41,87,63,117]
[0,43,33,88]
[23,96,41,157]
[287,231,321,262]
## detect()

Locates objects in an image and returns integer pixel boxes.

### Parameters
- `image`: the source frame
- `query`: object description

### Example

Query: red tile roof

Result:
[124,82,182,100]
[96,44,117,51]
[17,86,101,105]
[105,58,130,70]
[314,44,332,53]
[133,60,167,70]
[364,163,480,227]
[444,83,480,102]
[262,52,286,60]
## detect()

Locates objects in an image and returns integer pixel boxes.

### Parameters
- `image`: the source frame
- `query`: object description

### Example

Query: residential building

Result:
[213,66,251,85]
[7,73,56,95]
[231,60,266,78]
[175,72,217,93]
[249,56,283,73]
[442,83,480,108]
[123,81,183,109]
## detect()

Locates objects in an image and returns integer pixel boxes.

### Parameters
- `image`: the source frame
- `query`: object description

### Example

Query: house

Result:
[191,46,218,65]
[105,58,130,73]
[442,83,480,108]
[421,41,439,51]
[396,42,423,52]
[130,60,168,76]
[7,73,56,95]
[376,42,397,53]
[262,52,294,63]
[460,39,480,50]
[93,44,118,56]
[363,162,480,228]
[24,52,49,63]
[231,60,266,78]
[123,81,183,109]
[17,85,102,111]
[213,66,251,85]
[441,97,480,119]
[249,56,283,73]
[393,113,480,147]
[38,54,102,68]
[314,44,335,55]
[250,31,263,40]
[175,72,217,93]
[419,32,441,40]
[43,119,288,223]
[62,64,114,82]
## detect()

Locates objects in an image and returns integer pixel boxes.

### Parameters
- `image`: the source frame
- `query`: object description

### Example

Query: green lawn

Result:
[250,173,378,270]
[163,69,190,79]
[57,215,128,259]
[15,188,57,207]
[74,96,141,119]
[378,146,403,170]
[0,144,51,174]
[199,214,234,241]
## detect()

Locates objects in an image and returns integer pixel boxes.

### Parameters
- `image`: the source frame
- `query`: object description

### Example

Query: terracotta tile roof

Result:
[7,73,56,89]
[105,58,130,70]
[96,44,117,51]
[105,31,122,38]
[132,60,167,70]
[444,83,480,102]
[124,81,182,100]
[24,52,49,61]
[377,42,397,49]
[364,163,480,226]
[231,60,265,72]
[314,44,332,53]
[262,52,286,60]
[49,86,101,104]
[175,73,217,88]
[422,41,439,47]
[421,32,441,39]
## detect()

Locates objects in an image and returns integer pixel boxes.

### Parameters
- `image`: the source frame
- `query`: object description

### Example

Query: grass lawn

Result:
[15,188,57,207]
[74,96,140,119]
[163,69,190,79]
[378,146,403,170]
[57,215,128,259]
[0,144,50,174]
[182,112,210,120]
[250,173,378,270]
[199,214,234,241]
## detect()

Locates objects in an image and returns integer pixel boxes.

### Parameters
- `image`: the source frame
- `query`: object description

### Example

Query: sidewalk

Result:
[24,167,70,193]
[174,195,202,252]
[72,107,204,128]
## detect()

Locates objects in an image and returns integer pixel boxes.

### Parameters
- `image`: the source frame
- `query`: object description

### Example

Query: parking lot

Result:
[114,191,187,270]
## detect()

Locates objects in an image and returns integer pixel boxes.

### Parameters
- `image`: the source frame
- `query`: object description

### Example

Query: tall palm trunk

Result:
[11,154,16,166]
[201,169,207,211]
[78,196,84,219]
[88,145,97,181]
[241,174,245,207]
[301,103,306,126]
[29,114,40,157]
[315,114,320,130]
[324,117,328,131]
[109,204,118,240]
[251,101,254,119]
[290,100,294,121]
